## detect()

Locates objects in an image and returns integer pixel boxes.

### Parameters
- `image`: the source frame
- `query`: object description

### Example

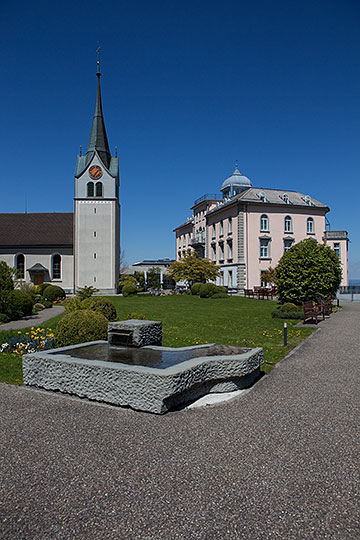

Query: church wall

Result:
[0,248,74,291]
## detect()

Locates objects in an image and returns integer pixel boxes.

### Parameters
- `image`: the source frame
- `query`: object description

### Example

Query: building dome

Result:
[221,163,252,192]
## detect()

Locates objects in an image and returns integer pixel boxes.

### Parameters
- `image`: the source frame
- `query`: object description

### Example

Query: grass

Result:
[0,296,314,384]
[107,295,314,373]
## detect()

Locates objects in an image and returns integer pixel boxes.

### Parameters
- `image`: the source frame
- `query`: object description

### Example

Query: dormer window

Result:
[303,195,312,206]
[282,193,289,204]
[87,182,94,197]
[257,191,266,202]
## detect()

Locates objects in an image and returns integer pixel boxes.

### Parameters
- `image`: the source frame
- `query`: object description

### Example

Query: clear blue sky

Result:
[2,0,360,277]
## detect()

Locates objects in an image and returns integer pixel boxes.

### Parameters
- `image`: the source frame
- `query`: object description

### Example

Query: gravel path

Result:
[0,303,359,539]
[0,305,64,331]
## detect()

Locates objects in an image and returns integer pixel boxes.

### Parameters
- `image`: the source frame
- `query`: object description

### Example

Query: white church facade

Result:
[0,61,120,294]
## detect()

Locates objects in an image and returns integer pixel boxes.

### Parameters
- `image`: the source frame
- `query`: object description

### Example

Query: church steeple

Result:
[85,48,111,169]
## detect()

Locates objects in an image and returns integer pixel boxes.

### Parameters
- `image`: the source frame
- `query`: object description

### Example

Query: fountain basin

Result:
[23,341,264,414]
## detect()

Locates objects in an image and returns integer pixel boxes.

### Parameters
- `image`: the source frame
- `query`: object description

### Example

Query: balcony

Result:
[190,233,205,246]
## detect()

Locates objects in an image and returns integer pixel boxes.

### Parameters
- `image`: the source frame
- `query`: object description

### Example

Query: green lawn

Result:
[0,296,313,385]
[107,295,314,372]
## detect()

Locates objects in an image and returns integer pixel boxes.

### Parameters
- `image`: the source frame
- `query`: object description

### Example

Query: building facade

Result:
[0,61,120,294]
[174,165,348,290]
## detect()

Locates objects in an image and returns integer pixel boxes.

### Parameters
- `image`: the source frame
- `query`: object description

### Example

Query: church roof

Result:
[0,213,73,247]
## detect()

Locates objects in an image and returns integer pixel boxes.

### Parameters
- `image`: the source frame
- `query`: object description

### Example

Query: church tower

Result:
[74,54,120,293]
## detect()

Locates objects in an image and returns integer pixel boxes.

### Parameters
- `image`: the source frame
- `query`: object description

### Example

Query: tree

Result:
[261,266,277,286]
[167,251,221,286]
[147,267,161,288]
[0,261,15,313]
[276,239,342,304]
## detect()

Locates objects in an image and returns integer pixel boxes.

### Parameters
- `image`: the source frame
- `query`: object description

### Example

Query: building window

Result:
[212,224,216,239]
[16,254,25,279]
[219,272,224,286]
[260,214,269,232]
[52,254,61,279]
[307,217,314,234]
[284,215,292,233]
[94,231,97,237]
[212,245,216,262]
[87,182,94,197]
[95,182,103,197]
[219,243,224,261]
[228,217,232,234]
[219,220,224,236]
[228,270,233,288]
[227,242,233,261]
[334,243,340,258]
[260,239,270,258]
[94,207,97,214]
[260,270,269,287]
[284,239,293,253]
[94,276,97,282]
[94,253,97,259]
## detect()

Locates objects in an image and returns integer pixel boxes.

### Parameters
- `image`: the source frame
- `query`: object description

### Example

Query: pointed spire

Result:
[234,160,240,174]
[86,45,111,168]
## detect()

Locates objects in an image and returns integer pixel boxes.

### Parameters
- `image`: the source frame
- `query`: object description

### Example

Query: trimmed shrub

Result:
[0,313,10,323]
[37,282,51,295]
[199,283,218,298]
[278,303,300,313]
[82,297,117,321]
[64,297,83,313]
[55,310,108,347]
[76,285,99,299]
[271,310,302,319]
[42,300,53,309]
[122,283,137,296]
[216,286,227,295]
[210,293,229,299]
[191,282,203,295]
[42,285,66,302]
[126,312,146,320]
[5,290,34,320]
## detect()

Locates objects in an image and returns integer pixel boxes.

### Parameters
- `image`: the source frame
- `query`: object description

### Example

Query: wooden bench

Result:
[302,301,325,324]
[316,296,333,316]
[244,288,254,298]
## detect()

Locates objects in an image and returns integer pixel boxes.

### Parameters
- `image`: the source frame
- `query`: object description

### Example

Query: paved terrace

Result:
[0,303,359,539]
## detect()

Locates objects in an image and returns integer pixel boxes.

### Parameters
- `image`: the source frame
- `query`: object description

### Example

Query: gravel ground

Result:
[0,306,64,331]
[0,303,359,540]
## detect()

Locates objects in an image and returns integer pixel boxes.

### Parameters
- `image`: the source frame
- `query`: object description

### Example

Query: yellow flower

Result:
[18,331,21,335]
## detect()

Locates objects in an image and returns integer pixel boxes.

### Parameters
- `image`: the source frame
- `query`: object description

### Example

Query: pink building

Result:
[174,164,348,291]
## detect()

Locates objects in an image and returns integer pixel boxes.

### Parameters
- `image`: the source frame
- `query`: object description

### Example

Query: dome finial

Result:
[96,43,101,77]
[234,159,239,173]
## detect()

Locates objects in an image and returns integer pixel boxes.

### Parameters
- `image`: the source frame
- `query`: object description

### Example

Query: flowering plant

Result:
[0,327,56,355]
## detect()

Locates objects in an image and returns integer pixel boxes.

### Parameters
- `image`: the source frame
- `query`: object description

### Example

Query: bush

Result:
[5,290,34,320]
[271,310,303,319]
[76,285,99,299]
[210,293,229,299]
[0,261,15,313]
[82,297,117,321]
[0,313,10,324]
[276,239,342,304]
[191,282,203,295]
[18,282,37,302]
[278,303,300,313]
[55,310,108,347]
[42,300,53,309]
[37,282,51,295]
[199,283,218,298]
[42,285,66,302]
[64,297,83,312]
[216,286,227,295]
[122,283,137,296]
[126,312,146,320]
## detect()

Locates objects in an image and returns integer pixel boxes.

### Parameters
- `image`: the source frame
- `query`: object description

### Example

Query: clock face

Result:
[89,165,103,179]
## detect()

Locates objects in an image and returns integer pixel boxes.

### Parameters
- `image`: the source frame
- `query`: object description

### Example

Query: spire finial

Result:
[80,144,82,156]
[96,43,101,77]
[115,145,118,157]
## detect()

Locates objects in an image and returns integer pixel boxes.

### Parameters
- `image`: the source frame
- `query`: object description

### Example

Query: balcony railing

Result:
[190,233,205,245]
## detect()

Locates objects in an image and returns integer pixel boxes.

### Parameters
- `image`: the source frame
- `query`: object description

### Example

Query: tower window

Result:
[94,231,97,237]
[334,243,340,258]
[52,254,61,279]
[260,214,269,232]
[94,207,97,214]
[94,253,97,259]
[95,182,103,197]
[307,217,314,234]
[87,182,94,197]
[16,254,25,279]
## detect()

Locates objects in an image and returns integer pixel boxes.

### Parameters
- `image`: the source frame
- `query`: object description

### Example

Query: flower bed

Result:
[0,327,56,355]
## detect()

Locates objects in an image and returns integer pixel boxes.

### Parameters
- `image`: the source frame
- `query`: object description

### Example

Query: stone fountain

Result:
[23,320,264,414]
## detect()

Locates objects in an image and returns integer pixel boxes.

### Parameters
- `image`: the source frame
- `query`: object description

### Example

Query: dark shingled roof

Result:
[0,213,73,247]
